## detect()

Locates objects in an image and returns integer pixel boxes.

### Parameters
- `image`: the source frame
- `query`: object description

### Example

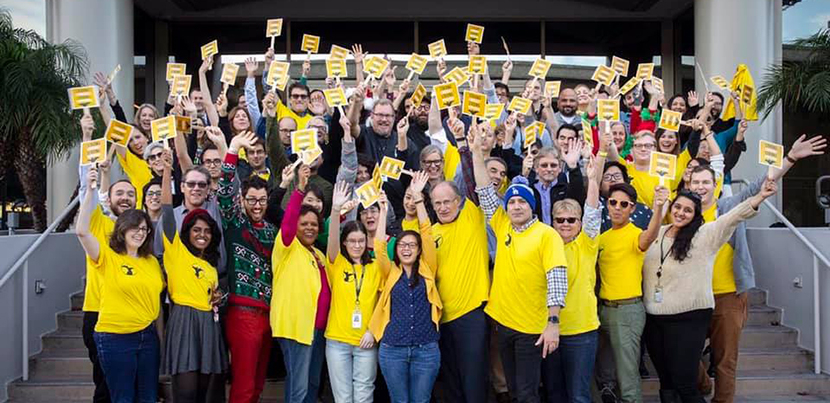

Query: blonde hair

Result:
[553,198,582,218]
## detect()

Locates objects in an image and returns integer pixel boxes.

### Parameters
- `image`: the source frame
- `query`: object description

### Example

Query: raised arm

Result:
[771,134,827,181]
[347,85,365,138]
[76,166,101,263]
[374,192,392,278]
[199,57,220,127]
[280,165,310,246]
[501,60,513,85]
[428,92,442,135]
[327,182,351,263]
[582,155,602,239]
[352,44,365,86]
[638,185,669,251]
[471,122,500,221]
[159,149,177,243]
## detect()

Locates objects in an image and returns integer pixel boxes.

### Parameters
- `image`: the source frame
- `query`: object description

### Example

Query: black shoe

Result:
[495,391,511,403]
[600,385,618,403]
[640,362,650,378]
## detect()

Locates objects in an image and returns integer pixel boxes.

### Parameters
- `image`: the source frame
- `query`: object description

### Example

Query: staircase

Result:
[6,289,830,402]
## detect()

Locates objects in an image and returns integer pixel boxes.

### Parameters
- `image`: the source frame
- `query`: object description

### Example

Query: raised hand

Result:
[521,152,534,177]
[87,165,99,189]
[502,60,513,74]
[396,115,410,136]
[409,170,429,195]
[788,134,827,161]
[181,95,197,116]
[264,47,275,66]
[351,44,365,64]
[199,57,213,74]
[377,190,389,212]
[339,115,353,143]
[687,90,699,107]
[216,93,228,117]
[331,181,352,211]
[398,78,411,94]
[297,164,311,191]
[263,92,277,118]
[563,140,582,169]
[736,121,749,141]
[759,178,778,200]
[244,57,258,76]
[586,155,597,180]
[229,131,257,153]
[653,185,670,211]
[161,149,174,171]
[80,113,95,140]
[302,58,311,77]
[384,65,397,88]
[280,164,296,188]
[437,58,447,79]
[205,126,226,147]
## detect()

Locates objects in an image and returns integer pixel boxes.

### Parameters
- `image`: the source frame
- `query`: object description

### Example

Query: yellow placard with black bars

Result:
[355,181,380,209]
[151,115,176,143]
[465,23,485,44]
[592,65,616,86]
[291,129,318,155]
[105,120,133,147]
[201,40,218,60]
[323,87,348,108]
[462,91,487,117]
[529,58,551,80]
[523,121,545,149]
[166,63,186,82]
[651,77,664,94]
[266,61,290,88]
[372,165,384,189]
[611,56,630,76]
[175,116,192,134]
[581,119,594,147]
[597,99,620,122]
[428,39,447,59]
[68,86,99,110]
[658,109,683,132]
[221,63,239,86]
[711,75,730,90]
[649,151,677,181]
[434,81,461,110]
[618,77,641,96]
[636,63,654,80]
[80,138,107,166]
[507,96,532,115]
[302,145,323,166]
[329,45,350,60]
[410,83,427,107]
[739,84,754,108]
[379,156,406,180]
[266,19,283,37]
[484,103,504,120]
[406,54,428,75]
[545,81,561,98]
[758,140,784,169]
[301,34,320,54]
[170,74,192,97]
[326,58,347,79]
[444,67,471,87]
[468,55,487,75]
[363,56,389,79]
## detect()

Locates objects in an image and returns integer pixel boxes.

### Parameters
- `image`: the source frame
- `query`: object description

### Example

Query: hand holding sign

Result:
[648,151,677,186]
[105,120,134,147]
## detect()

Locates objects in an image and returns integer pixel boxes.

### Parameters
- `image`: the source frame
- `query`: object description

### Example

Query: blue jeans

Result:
[325,339,378,403]
[378,342,440,403]
[543,330,599,403]
[93,325,160,403]
[278,329,325,403]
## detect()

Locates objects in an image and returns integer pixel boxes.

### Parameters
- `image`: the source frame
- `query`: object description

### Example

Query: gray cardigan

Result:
[716,175,764,294]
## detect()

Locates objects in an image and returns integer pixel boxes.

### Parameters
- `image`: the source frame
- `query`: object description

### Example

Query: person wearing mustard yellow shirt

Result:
[324,182,382,403]
[76,165,164,403]
[271,164,331,403]
[597,182,667,403]
[544,155,602,403]
[158,151,228,403]
[471,122,569,403]
[690,135,826,402]
[369,174,443,403]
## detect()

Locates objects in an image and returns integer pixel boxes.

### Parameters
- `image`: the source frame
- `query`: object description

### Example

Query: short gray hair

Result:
[142,142,164,161]
[420,144,443,162]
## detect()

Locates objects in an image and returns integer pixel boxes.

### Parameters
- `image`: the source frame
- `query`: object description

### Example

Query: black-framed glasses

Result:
[602,173,624,182]
[145,191,162,198]
[554,217,579,224]
[244,197,268,206]
[184,181,209,189]
[203,159,222,166]
[421,159,443,167]
[608,199,632,208]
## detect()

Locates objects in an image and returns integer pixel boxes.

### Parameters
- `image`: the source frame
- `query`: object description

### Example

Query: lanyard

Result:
[351,263,366,307]
[657,229,672,287]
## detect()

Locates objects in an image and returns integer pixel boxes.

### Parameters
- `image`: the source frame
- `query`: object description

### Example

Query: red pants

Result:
[226,305,272,403]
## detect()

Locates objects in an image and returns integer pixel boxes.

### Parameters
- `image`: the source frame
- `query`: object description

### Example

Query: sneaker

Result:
[600,385,618,403]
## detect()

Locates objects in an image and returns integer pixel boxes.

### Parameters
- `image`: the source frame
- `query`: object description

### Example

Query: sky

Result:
[0,0,45,35]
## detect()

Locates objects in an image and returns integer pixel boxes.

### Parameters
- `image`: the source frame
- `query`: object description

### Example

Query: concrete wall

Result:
[747,227,830,374]
[0,233,85,402]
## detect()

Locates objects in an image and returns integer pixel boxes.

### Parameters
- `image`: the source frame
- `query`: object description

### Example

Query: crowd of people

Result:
[72,33,827,403]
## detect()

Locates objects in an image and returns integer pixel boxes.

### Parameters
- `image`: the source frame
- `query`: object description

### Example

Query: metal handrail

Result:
[733,179,828,375]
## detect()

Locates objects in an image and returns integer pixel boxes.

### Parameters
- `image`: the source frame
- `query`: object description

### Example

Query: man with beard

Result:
[348,92,412,164]
[237,137,271,181]
[554,88,580,127]
[404,93,431,155]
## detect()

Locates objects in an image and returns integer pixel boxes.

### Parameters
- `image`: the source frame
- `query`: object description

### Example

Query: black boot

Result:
[659,389,681,403]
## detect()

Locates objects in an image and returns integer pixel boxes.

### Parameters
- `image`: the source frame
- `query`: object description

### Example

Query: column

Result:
[660,19,678,97]
[45,0,134,223]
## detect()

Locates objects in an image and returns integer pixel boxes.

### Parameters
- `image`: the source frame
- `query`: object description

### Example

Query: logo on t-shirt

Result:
[193,265,204,279]
[505,234,512,246]
[434,235,442,249]
[343,271,355,283]
[121,264,135,276]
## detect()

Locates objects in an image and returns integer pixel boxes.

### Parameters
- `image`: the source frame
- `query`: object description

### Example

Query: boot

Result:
[659,389,681,403]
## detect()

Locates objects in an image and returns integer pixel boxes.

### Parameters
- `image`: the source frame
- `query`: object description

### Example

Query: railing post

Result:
[22,260,29,381]
[814,254,821,375]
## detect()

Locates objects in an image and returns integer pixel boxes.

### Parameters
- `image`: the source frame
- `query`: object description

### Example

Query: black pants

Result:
[496,322,542,403]
[82,311,111,403]
[645,309,713,403]
[438,306,490,403]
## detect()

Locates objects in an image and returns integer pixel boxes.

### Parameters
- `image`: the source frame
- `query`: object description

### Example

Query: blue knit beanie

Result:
[503,184,536,210]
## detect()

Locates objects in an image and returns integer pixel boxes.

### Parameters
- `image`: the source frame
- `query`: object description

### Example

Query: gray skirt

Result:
[162,303,228,375]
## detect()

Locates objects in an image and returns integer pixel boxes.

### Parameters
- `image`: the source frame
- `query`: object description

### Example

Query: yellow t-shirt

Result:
[83,207,114,312]
[401,218,419,232]
[673,149,692,185]
[93,245,164,334]
[598,222,646,301]
[432,201,490,323]
[703,204,737,294]
[485,209,568,334]
[560,231,601,336]
[162,233,219,312]
[277,99,313,130]
[270,231,328,345]
[118,151,153,208]
[444,145,460,182]
[624,159,674,209]
[324,254,382,345]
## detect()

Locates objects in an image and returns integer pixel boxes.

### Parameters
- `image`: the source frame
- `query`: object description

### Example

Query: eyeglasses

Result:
[145,191,162,198]
[359,208,379,216]
[290,93,309,100]
[554,217,579,224]
[538,162,559,169]
[632,143,655,150]
[608,199,633,209]
[184,181,209,189]
[146,153,163,162]
[133,226,150,234]
[244,197,268,206]
[247,150,266,156]
[422,159,443,167]
[203,159,222,166]
[602,173,624,182]
[398,242,419,250]
[373,113,395,120]
[345,239,366,246]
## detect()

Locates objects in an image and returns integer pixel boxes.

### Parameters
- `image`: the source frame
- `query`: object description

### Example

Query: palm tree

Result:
[0,8,89,231]
[757,29,830,120]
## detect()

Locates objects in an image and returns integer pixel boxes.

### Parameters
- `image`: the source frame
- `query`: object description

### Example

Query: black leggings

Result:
[172,371,226,403]
[645,309,713,403]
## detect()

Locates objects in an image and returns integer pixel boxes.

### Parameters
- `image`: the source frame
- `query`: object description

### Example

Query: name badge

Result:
[351,308,362,329]
[654,287,663,304]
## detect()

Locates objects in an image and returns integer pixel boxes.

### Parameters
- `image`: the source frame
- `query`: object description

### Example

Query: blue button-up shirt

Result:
[382,271,439,346]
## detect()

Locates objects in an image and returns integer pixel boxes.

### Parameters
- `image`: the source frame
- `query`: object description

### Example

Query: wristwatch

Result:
[547,315,560,324]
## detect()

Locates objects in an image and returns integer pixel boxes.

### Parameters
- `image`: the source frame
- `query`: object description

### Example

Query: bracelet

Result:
[598,151,608,158]
[786,154,797,164]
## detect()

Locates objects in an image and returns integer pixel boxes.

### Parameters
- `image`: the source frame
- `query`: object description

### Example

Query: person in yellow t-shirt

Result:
[76,165,164,403]
[324,182,382,403]
[596,181,668,403]
[158,153,227,403]
[115,141,163,208]
[277,83,313,129]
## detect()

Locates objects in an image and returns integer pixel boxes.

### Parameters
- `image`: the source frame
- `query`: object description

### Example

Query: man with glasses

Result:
[598,161,652,233]
[237,137,271,182]
[511,146,583,226]
[276,83,313,130]
[348,96,408,164]
[404,94,432,154]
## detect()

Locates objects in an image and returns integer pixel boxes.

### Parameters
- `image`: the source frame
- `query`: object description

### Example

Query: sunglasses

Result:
[184,181,209,189]
[554,217,578,224]
[608,199,633,209]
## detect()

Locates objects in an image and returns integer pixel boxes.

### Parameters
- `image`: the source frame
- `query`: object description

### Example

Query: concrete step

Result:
[747,306,783,327]
[732,348,813,372]
[42,331,84,351]
[7,378,93,402]
[70,293,84,311]
[57,311,84,332]
[641,371,830,397]
[740,325,798,349]
[749,288,767,306]
[29,356,92,380]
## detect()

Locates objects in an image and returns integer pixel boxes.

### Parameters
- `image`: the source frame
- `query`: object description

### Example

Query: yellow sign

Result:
[80,138,107,166]
[523,121,545,149]
[105,120,133,147]
[379,156,406,180]
[221,63,239,86]
[649,151,677,180]
[201,40,218,60]
[739,84,754,107]
[581,119,594,147]
[302,145,323,166]
[592,65,616,86]
[363,56,389,79]
[758,140,784,169]
[461,91,487,117]
[291,129,318,154]
[68,86,99,110]
[711,75,730,90]
[107,64,121,84]
[651,77,664,94]
[151,115,176,143]
[468,55,487,75]
[618,76,642,95]
[434,81,461,110]
[323,87,348,108]
[465,23,485,44]
[636,63,654,79]
[545,81,561,98]
[355,181,380,208]
[410,83,427,107]
[329,44,350,60]
[444,66,471,86]
[326,58,347,79]
[405,53,428,75]
[301,34,320,54]
[597,99,620,122]
[529,58,551,79]
[266,18,283,37]
[483,103,504,120]
[372,165,384,190]
[658,109,682,132]
[165,63,186,82]
[507,96,532,115]
[611,56,630,76]
[428,39,447,59]
[170,74,192,97]
[175,116,192,134]
[266,61,290,88]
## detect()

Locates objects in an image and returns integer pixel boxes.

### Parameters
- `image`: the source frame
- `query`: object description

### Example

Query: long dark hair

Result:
[393,231,422,288]
[109,209,155,258]
[669,191,704,262]
[181,209,221,267]
[340,221,373,265]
